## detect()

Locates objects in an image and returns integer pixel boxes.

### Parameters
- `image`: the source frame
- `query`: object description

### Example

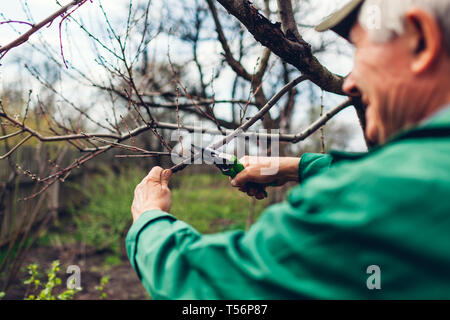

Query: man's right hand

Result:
[230,156,300,200]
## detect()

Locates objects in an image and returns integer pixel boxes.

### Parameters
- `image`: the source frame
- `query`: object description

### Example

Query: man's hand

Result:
[230,156,300,200]
[131,166,172,222]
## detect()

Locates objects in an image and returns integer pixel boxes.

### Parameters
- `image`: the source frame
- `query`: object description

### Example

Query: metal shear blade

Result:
[191,144,234,172]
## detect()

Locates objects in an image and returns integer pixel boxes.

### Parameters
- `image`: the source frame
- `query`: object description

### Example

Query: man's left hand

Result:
[131,166,172,222]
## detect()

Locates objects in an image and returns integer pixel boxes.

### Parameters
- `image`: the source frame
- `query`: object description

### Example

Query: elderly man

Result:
[127,0,450,299]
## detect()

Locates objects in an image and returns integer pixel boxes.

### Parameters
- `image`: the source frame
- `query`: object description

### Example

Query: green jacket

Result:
[126,107,450,299]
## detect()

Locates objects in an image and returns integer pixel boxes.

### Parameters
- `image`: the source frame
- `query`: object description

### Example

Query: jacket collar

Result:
[387,105,450,143]
[329,105,450,161]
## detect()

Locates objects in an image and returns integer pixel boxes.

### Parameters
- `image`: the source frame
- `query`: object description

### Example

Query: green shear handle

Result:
[221,156,276,198]
[191,144,275,198]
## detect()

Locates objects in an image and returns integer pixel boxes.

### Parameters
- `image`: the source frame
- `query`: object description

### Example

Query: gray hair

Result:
[358,0,450,51]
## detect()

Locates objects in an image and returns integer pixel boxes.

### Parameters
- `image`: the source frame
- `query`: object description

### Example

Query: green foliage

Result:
[0,292,5,299]
[57,286,79,300]
[23,260,80,300]
[36,260,61,300]
[95,275,110,300]
[69,167,142,255]
[170,174,269,233]
[23,263,40,293]
[68,167,267,258]
[104,255,122,266]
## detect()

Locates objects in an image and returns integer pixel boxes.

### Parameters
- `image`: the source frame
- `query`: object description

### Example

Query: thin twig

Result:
[170,75,308,173]
[0,134,32,160]
[115,152,171,158]
[320,91,325,153]
[0,0,89,57]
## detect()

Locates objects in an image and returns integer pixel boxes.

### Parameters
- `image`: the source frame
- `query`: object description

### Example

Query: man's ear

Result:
[404,8,443,74]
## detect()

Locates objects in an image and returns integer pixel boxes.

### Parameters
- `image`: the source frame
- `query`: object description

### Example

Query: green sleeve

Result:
[126,206,351,300]
[298,153,334,183]
[125,166,387,300]
[126,139,450,300]
[126,192,380,299]
[126,147,450,299]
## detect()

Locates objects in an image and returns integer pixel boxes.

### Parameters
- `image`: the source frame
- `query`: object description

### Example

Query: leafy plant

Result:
[23,263,40,296]
[170,174,269,233]
[23,260,80,300]
[69,167,141,256]
[57,278,80,301]
[95,275,110,300]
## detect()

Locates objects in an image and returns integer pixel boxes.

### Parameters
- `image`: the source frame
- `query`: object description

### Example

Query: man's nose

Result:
[342,73,361,97]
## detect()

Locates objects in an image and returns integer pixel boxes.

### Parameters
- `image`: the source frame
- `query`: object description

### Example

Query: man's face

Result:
[343,23,418,145]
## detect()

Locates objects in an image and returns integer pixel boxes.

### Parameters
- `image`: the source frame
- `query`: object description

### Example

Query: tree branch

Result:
[215,0,344,94]
[206,0,252,81]
[277,0,303,42]
[170,74,308,173]
[0,0,89,58]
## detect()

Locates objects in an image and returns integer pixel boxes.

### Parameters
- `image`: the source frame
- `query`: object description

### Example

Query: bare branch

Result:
[170,75,308,173]
[0,134,32,160]
[215,0,344,94]
[0,130,24,141]
[0,0,368,202]
[290,98,352,143]
[0,0,89,58]
[115,152,171,159]
[206,0,252,81]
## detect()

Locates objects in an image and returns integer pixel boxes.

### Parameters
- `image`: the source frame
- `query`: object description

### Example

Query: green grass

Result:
[68,166,140,256]
[36,167,270,266]
[171,173,269,233]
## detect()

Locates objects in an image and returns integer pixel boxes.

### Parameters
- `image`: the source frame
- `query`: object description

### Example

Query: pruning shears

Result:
[191,144,270,198]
